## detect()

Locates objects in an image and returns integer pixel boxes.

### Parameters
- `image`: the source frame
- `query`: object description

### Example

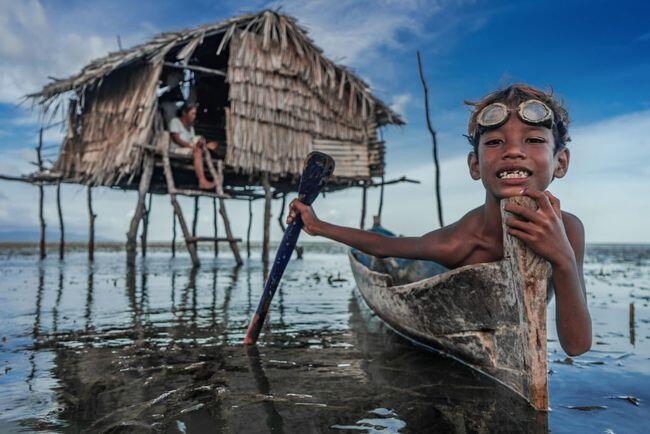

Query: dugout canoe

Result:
[348,196,549,410]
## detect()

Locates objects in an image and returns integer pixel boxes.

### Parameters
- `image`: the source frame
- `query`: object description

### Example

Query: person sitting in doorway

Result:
[169,102,219,190]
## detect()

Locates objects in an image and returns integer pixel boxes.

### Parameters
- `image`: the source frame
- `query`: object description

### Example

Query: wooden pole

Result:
[247,197,253,258]
[192,196,199,246]
[213,198,219,257]
[126,152,155,264]
[262,174,272,265]
[140,193,152,257]
[219,198,243,265]
[360,183,367,230]
[87,186,95,262]
[377,174,385,223]
[37,128,46,259]
[171,211,177,258]
[416,51,444,228]
[56,182,64,260]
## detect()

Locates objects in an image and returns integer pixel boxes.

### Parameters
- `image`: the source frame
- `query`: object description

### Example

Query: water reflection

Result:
[0,244,647,433]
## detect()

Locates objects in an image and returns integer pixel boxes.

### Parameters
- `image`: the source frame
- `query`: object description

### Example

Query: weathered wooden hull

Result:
[348,197,549,410]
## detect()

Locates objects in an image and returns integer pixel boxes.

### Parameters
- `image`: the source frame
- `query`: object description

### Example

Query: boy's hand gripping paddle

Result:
[243,152,335,345]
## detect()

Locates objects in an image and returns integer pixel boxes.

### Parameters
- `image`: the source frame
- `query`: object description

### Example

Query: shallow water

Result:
[0,244,648,433]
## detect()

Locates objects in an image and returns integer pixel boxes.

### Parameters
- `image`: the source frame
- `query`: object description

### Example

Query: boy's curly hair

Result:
[465,84,571,154]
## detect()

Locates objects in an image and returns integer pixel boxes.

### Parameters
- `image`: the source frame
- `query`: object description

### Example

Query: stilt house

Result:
[24,10,405,266]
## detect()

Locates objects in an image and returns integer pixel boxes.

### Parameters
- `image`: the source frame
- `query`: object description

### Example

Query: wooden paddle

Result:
[243,152,335,345]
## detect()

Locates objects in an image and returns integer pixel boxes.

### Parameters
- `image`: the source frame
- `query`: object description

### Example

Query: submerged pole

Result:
[192,197,199,238]
[56,182,64,260]
[213,198,218,257]
[247,197,253,258]
[126,152,154,264]
[262,173,271,265]
[37,128,46,259]
[87,186,95,262]
[140,193,152,257]
[360,182,367,230]
[171,211,177,258]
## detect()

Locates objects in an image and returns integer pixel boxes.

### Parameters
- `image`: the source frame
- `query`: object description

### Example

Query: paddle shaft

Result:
[243,152,334,345]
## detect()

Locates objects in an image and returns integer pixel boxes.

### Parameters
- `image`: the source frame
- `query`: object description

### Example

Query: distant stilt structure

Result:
[126,151,155,264]
[247,197,253,258]
[171,211,177,258]
[37,128,46,259]
[262,173,272,265]
[212,198,218,257]
[87,186,96,262]
[360,182,368,230]
[56,182,65,260]
[140,193,152,257]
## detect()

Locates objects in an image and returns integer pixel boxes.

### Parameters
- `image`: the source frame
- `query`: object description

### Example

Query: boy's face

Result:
[467,113,569,199]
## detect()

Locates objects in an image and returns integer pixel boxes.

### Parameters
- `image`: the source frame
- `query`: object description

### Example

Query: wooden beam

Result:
[37,128,46,259]
[126,152,155,264]
[213,198,218,257]
[247,197,252,258]
[56,182,64,260]
[140,193,152,257]
[87,186,96,262]
[262,173,272,265]
[219,198,243,266]
[192,197,199,238]
[163,61,226,77]
[360,183,367,230]
[171,210,176,258]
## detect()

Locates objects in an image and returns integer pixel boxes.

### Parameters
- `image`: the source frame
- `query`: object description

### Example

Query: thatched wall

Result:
[225,30,375,177]
[54,62,161,185]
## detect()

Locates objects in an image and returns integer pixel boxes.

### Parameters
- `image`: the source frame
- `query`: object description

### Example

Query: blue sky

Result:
[0,0,649,243]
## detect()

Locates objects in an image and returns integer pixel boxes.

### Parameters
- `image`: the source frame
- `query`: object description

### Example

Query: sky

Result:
[0,0,649,244]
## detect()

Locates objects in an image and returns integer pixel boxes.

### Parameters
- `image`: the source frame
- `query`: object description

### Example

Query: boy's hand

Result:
[287,199,322,236]
[503,188,575,267]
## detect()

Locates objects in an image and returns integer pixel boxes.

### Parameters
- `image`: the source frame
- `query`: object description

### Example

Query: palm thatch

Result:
[28,10,403,187]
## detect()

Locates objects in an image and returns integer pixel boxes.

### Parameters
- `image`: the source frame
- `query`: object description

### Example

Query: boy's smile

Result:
[468,114,569,199]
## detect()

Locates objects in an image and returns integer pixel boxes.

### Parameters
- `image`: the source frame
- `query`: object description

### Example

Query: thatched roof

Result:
[29,10,403,127]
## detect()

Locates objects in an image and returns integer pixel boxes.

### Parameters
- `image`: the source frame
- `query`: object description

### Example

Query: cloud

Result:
[0,0,152,104]
[638,32,650,41]
[389,93,412,117]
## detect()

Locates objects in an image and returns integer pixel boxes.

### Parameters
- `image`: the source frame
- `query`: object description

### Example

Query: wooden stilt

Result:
[126,151,155,264]
[171,211,177,258]
[219,198,243,266]
[360,182,368,230]
[56,182,64,260]
[377,174,385,223]
[213,198,219,257]
[87,186,96,262]
[262,173,271,265]
[37,128,46,259]
[247,197,253,258]
[140,193,152,257]
[162,144,199,267]
[192,197,199,238]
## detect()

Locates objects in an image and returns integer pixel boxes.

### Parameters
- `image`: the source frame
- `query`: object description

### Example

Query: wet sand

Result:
[0,244,648,433]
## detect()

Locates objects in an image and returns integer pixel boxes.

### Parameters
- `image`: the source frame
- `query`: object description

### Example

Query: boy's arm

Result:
[504,189,592,356]
[287,199,452,262]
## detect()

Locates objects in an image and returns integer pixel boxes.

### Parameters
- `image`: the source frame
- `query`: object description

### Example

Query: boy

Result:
[287,84,591,356]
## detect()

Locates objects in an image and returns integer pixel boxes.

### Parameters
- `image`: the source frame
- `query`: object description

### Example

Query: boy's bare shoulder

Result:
[561,211,585,241]
[419,207,483,266]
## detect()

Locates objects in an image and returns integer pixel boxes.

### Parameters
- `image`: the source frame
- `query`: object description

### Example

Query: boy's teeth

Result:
[498,170,530,179]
